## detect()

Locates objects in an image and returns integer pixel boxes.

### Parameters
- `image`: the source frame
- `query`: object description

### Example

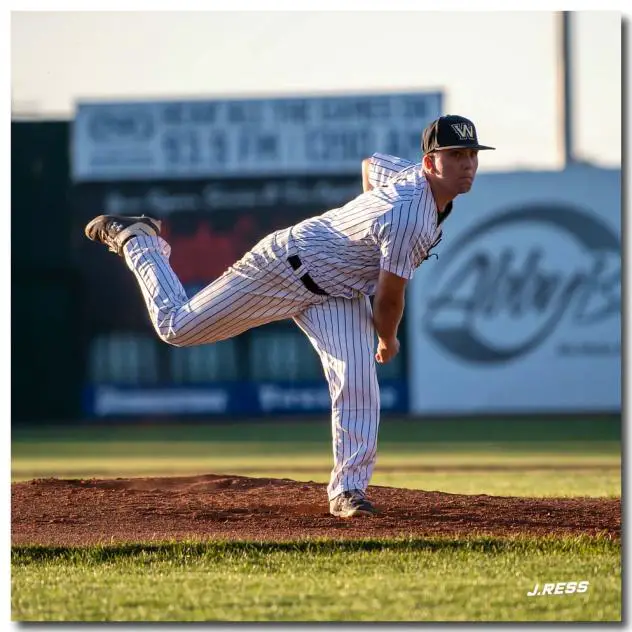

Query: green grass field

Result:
[12,537,620,622]
[11,416,622,622]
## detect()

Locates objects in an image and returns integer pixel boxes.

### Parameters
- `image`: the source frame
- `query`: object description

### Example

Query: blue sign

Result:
[83,380,409,418]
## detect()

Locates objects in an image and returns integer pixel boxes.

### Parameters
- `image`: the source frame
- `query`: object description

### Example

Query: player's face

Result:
[433,148,479,194]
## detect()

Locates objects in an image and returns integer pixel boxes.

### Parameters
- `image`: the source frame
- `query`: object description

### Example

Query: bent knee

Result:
[156,326,191,347]
[156,323,224,347]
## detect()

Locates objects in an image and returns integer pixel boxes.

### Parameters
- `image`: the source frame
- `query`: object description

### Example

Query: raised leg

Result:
[123,234,318,346]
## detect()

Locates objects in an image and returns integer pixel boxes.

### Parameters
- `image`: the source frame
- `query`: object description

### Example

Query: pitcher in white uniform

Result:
[85,115,495,518]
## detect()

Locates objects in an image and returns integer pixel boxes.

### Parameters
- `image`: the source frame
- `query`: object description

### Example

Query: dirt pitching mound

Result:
[11,474,620,546]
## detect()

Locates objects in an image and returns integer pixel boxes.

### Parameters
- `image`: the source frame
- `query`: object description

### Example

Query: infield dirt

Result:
[11,473,620,545]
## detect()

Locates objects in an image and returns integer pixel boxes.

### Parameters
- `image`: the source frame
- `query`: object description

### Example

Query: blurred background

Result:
[10,10,622,492]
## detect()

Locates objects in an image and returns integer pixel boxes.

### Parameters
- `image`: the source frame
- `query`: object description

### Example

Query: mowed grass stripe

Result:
[11,416,621,444]
[13,534,620,562]
[12,440,621,459]
[11,443,621,472]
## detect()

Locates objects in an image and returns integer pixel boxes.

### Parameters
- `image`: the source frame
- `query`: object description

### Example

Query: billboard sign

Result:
[407,165,621,414]
[71,92,442,181]
[84,380,408,417]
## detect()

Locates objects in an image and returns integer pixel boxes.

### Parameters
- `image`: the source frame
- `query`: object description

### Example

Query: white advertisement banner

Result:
[71,92,442,182]
[407,165,621,415]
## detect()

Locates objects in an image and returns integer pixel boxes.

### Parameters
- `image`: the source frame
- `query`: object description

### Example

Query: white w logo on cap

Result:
[451,123,475,140]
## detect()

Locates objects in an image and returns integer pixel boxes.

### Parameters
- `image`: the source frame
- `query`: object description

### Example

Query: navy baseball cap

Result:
[422,115,495,154]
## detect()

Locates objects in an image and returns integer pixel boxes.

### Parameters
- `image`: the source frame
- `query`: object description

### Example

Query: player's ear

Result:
[422,152,436,174]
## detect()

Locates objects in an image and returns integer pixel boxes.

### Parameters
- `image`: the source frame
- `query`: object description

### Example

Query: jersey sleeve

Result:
[376,202,430,280]
[368,153,415,188]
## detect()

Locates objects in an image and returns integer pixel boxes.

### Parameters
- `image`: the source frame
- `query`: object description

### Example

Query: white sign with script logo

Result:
[407,165,621,414]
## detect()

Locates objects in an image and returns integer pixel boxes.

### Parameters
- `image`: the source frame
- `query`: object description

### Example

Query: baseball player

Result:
[85,114,494,518]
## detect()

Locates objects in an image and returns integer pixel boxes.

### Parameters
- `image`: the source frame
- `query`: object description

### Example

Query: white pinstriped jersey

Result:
[118,153,444,503]
[366,152,418,187]
[287,153,444,298]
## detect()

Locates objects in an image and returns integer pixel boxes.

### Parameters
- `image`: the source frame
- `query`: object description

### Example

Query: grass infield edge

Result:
[11,532,621,564]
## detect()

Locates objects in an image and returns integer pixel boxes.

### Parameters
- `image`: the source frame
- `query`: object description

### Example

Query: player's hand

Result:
[375,336,400,364]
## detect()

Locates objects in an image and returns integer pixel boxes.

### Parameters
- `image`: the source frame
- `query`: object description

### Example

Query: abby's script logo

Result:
[423,205,620,363]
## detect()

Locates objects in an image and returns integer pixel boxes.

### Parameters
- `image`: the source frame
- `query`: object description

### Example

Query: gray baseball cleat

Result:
[329,490,379,518]
[85,214,162,256]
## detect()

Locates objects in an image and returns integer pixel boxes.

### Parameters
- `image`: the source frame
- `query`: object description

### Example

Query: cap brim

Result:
[433,144,496,151]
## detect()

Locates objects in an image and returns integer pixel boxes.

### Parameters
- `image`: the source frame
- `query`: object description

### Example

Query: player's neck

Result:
[425,173,456,213]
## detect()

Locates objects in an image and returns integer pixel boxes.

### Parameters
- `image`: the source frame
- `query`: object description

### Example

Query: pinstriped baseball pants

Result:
[123,233,380,501]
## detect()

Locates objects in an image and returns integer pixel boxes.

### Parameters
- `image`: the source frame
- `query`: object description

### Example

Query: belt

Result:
[287,255,329,296]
